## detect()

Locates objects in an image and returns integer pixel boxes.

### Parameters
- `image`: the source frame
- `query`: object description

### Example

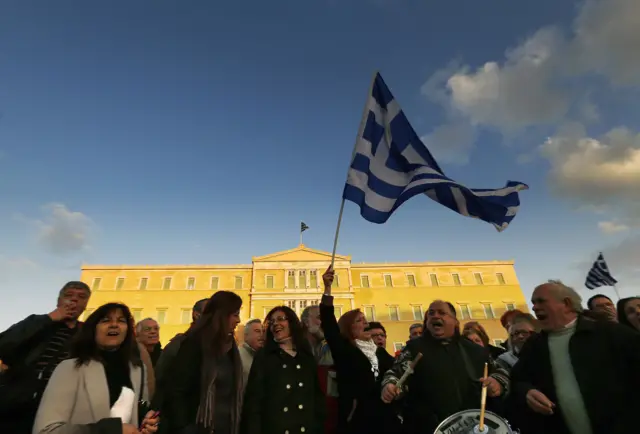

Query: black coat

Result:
[509,316,640,434]
[242,341,325,434]
[319,296,395,434]
[386,333,498,434]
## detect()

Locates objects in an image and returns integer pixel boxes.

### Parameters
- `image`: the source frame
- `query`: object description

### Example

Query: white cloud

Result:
[28,203,95,255]
[422,0,640,149]
[541,126,640,201]
[420,122,475,165]
[446,27,569,131]
[598,221,629,234]
[541,124,640,225]
[569,0,640,87]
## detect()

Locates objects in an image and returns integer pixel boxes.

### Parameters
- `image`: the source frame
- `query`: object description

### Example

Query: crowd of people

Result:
[0,268,639,434]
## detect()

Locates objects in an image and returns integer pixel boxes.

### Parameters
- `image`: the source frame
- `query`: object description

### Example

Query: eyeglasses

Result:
[268,315,288,325]
[371,333,386,338]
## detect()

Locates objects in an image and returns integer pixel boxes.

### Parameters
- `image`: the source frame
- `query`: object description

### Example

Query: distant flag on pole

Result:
[342,73,528,231]
[300,221,309,245]
[585,253,618,290]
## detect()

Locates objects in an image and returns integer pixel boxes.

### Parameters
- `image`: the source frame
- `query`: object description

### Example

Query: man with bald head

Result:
[381,300,509,434]
[510,280,640,434]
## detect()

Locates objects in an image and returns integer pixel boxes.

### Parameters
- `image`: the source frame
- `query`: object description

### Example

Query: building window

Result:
[430,274,439,286]
[162,277,172,290]
[394,342,404,352]
[132,309,142,322]
[332,274,340,288]
[139,278,148,290]
[505,303,516,311]
[482,303,495,319]
[286,300,296,309]
[474,273,484,285]
[92,278,102,291]
[299,270,307,288]
[187,277,195,290]
[299,300,308,310]
[266,275,274,289]
[309,300,319,306]
[452,273,461,286]
[210,276,219,290]
[412,305,423,321]
[493,339,505,347]
[234,276,243,290]
[287,270,296,288]
[407,274,416,286]
[157,310,167,325]
[361,275,370,288]
[335,305,343,317]
[364,306,375,320]
[263,306,273,317]
[310,270,318,288]
[115,278,124,290]
[496,273,506,285]
[83,308,94,320]
[384,274,393,287]
[388,306,400,321]
[181,309,191,324]
[459,304,472,320]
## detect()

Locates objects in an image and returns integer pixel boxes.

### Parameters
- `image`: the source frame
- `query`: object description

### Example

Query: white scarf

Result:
[355,339,379,378]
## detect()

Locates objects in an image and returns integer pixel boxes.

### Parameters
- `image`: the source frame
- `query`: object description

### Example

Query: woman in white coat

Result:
[32,302,160,434]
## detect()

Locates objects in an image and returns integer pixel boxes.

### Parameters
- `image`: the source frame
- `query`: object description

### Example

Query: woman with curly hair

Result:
[242,305,325,434]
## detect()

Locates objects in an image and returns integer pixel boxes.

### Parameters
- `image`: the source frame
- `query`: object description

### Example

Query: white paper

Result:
[110,387,135,424]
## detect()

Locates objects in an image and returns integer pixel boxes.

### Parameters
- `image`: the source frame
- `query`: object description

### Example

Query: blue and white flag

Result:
[342,73,528,231]
[585,253,617,290]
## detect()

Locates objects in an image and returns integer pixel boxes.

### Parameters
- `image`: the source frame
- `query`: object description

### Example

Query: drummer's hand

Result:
[480,376,503,397]
[526,389,555,415]
[381,383,400,403]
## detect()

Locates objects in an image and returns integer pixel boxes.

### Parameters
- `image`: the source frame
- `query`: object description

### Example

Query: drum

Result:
[434,409,516,434]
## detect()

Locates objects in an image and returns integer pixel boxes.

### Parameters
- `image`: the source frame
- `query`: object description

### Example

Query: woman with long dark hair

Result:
[164,291,244,434]
[32,302,159,434]
[319,267,396,434]
[242,306,325,434]
[617,296,640,331]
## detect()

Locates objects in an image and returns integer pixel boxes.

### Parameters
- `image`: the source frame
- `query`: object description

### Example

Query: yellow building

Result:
[80,245,528,353]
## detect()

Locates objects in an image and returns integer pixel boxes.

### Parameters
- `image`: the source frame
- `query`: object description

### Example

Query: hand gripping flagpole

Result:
[330,71,379,268]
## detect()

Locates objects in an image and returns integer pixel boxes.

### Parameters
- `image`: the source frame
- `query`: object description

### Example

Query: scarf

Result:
[196,343,244,434]
[274,336,297,357]
[355,339,379,378]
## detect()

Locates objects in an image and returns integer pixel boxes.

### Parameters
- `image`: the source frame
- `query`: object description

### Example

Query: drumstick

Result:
[395,352,423,389]
[479,362,488,431]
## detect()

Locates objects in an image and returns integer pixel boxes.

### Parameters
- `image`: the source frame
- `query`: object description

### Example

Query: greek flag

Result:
[301,222,309,233]
[585,253,617,289]
[342,73,528,231]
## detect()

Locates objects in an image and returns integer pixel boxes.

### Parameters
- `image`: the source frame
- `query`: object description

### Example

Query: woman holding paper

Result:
[32,302,160,434]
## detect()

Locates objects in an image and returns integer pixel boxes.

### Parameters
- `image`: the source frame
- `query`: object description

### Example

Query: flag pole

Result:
[300,228,303,246]
[612,284,621,300]
[331,71,379,268]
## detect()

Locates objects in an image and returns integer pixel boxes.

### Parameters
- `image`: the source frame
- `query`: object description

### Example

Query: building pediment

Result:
[252,244,350,263]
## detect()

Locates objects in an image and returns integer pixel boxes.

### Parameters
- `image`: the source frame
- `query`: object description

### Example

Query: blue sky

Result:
[1,0,638,330]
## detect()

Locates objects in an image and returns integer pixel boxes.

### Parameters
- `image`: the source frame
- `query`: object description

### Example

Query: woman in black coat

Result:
[242,306,325,434]
[319,267,398,434]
